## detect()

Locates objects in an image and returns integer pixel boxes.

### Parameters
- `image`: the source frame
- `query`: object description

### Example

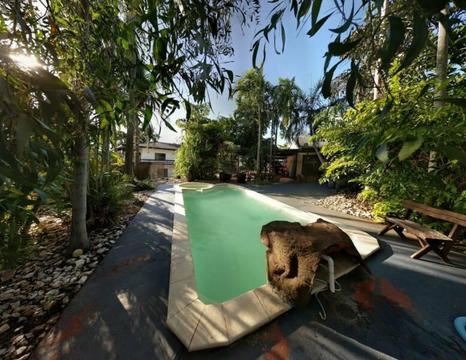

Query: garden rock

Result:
[0,270,15,283]
[72,249,83,258]
[315,194,373,219]
[0,191,149,359]
[0,323,10,334]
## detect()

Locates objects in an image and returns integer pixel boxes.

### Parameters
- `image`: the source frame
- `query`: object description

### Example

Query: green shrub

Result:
[133,178,154,191]
[317,72,466,220]
[372,200,404,222]
[87,170,134,227]
[357,187,378,204]
[0,186,38,269]
[175,105,223,180]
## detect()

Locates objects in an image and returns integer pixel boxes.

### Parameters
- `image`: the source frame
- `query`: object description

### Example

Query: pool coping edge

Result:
[167,183,380,351]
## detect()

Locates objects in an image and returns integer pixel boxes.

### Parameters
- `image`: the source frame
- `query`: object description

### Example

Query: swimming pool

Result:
[183,185,302,303]
[167,183,380,351]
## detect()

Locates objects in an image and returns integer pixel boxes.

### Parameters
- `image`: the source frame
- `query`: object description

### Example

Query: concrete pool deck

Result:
[168,184,380,351]
[34,183,466,359]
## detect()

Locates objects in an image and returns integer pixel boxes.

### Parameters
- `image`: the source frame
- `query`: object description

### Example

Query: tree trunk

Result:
[124,105,135,177]
[134,121,140,178]
[429,6,448,171]
[102,125,110,171]
[69,129,89,252]
[68,0,91,253]
[269,120,274,174]
[256,109,262,176]
[373,0,388,100]
[312,143,326,165]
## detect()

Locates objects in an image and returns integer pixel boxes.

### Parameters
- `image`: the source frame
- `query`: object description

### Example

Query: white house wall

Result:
[140,148,177,161]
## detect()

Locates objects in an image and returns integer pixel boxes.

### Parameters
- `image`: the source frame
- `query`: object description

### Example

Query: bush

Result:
[317,73,466,219]
[175,105,223,180]
[237,173,247,183]
[372,200,404,222]
[219,172,232,182]
[87,170,134,227]
[0,186,38,269]
[133,178,154,191]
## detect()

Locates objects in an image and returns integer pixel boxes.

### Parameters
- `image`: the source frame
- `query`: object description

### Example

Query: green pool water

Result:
[182,185,300,304]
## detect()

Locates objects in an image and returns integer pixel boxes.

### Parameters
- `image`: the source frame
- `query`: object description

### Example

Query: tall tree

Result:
[235,69,270,175]
[0,0,259,255]
[254,0,465,105]
[429,5,449,171]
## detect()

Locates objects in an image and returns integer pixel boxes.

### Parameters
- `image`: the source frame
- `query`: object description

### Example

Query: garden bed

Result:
[315,193,374,220]
[0,191,151,360]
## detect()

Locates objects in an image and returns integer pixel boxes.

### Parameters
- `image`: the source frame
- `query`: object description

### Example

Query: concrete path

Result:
[34,183,466,360]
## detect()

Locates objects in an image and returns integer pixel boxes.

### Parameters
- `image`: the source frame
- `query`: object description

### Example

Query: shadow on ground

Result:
[33,183,466,360]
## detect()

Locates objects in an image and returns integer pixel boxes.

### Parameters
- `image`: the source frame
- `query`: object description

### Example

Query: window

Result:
[154,153,166,161]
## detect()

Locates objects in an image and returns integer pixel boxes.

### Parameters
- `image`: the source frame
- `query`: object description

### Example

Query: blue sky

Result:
[158,1,348,143]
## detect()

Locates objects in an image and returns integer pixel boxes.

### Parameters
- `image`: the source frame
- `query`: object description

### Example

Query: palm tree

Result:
[280,81,342,165]
[235,69,270,176]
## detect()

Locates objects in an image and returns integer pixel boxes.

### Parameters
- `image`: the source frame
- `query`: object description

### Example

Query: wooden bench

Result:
[379,200,466,262]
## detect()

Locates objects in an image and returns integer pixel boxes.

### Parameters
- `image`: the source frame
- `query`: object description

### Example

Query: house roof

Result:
[138,142,180,150]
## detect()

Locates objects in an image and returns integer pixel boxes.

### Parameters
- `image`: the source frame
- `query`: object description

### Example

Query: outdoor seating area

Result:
[1,1,465,359]
[379,200,466,262]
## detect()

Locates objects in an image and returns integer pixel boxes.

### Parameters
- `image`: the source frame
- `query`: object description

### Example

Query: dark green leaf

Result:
[376,144,389,162]
[280,23,286,53]
[398,138,423,160]
[322,63,338,98]
[153,37,167,61]
[252,40,260,68]
[185,101,191,120]
[453,0,466,9]
[143,105,153,130]
[381,16,405,69]
[162,117,176,132]
[374,0,385,12]
[323,51,332,72]
[225,69,234,83]
[380,100,393,119]
[16,114,33,153]
[397,14,428,72]
[307,14,332,37]
[416,0,449,15]
[260,43,267,68]
[161,98,179,117]
[346,63,357,107]
[298,0,311,21]
[311,0,323,26]
[442,146,466,165]
[270,9,284,29]
[328,38,360,56]
[440,97,466,107]
[330,4,354,33]
[418,83,430,98]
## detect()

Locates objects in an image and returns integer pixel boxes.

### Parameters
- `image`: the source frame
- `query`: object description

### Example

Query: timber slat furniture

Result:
[379,200,466,262]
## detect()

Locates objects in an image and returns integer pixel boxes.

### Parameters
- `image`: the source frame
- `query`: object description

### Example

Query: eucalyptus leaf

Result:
[307,14,332,37]
[397,14,428,72]
[381,16,405,70]
[376,144,389,162]
[322,63,339,98]
[398,138,423,161]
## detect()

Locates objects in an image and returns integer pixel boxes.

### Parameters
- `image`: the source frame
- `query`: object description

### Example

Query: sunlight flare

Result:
[9,53,42,69]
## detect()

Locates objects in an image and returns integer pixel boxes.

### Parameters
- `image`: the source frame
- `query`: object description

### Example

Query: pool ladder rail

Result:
[320,255,336,293]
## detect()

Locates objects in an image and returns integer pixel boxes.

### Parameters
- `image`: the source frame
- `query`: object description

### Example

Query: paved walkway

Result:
[34,183,466,360]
